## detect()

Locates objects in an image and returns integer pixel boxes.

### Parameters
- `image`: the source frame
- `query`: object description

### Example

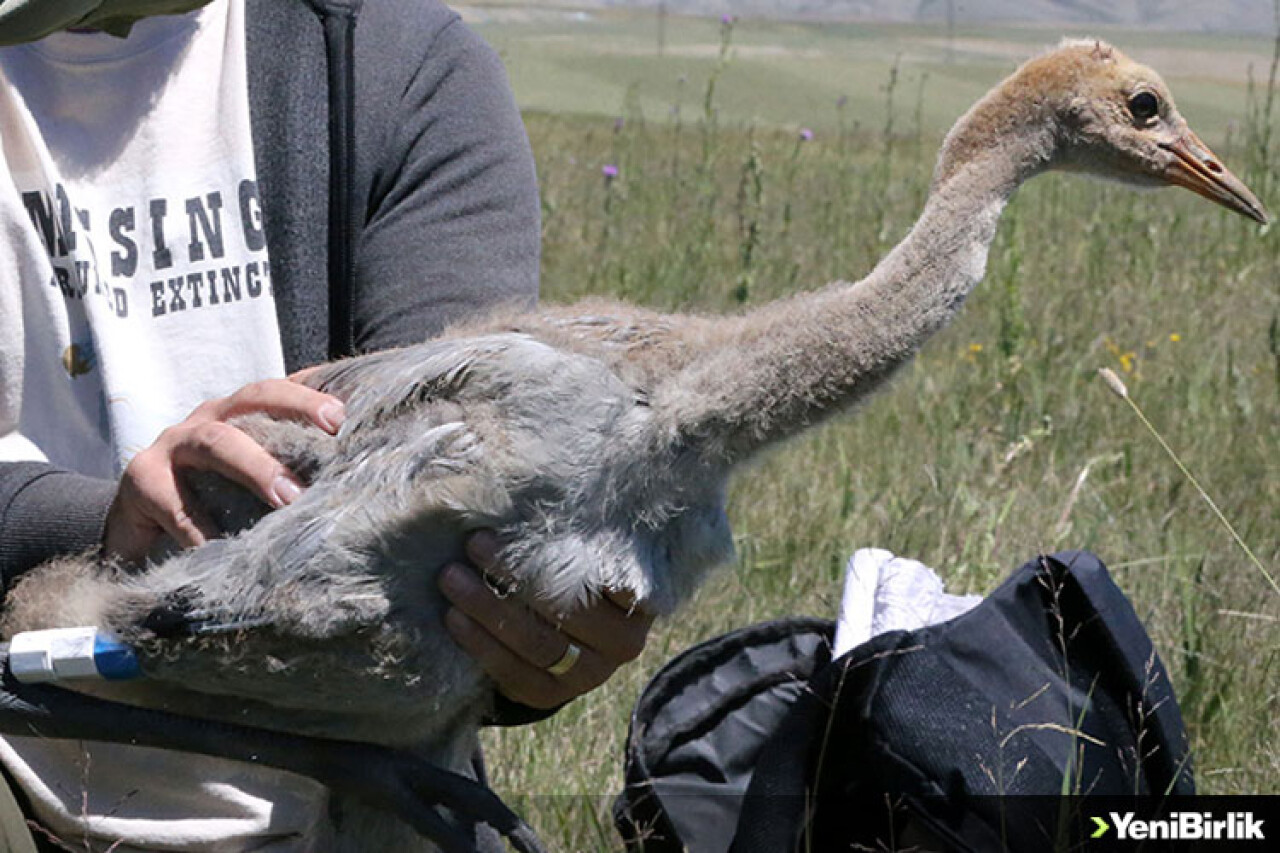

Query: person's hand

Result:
[104,379,345,563]
[440,531,655,710]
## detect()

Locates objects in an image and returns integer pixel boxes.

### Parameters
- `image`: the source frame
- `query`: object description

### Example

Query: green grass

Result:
[470,5,1276,139]
[474,9,1280,848]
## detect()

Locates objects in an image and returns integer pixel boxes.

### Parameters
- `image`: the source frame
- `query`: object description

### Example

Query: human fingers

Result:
[439,563,616,708]
[153,378,338,511]
[102,378,334,561]
[105,451,217,562]
[443,608,580,710]
[198,378,345,434]
[287,364,326,387]
[463,530,653,666]
[463,529,502,571]
[158,420,304,511]
[552,589,653,668]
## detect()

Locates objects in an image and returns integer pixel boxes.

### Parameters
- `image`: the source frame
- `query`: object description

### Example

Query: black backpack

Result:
[615,551,1194,852]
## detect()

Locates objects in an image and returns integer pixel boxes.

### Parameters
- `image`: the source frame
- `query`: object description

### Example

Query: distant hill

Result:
[598,0,1278,34]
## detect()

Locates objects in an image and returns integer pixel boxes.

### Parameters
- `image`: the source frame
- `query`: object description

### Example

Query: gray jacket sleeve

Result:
[351,10,540,352]
[0,464,116,588]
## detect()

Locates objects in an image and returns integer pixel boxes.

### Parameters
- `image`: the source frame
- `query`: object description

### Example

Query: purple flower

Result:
[602,164,619,179]
[720,13,734,24]
[799,127,813,141]
[614,116,625,132]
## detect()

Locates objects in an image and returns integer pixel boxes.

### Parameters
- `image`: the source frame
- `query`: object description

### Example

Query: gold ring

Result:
[546,641,581,677]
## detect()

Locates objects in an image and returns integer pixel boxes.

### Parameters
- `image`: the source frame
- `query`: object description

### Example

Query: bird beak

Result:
[1159,130,1270,224]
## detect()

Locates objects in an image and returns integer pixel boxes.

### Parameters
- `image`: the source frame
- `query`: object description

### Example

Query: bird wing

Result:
[306,334,543,429]
[542,311,676,350]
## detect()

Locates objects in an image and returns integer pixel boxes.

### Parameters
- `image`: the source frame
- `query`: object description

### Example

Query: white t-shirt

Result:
[0,2,329,850]
[0,0,284,477]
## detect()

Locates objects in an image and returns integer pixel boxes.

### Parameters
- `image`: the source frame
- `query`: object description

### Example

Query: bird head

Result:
[1034,39,1269,223]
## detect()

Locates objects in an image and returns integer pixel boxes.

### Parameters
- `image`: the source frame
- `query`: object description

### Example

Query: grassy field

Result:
[464,4,1276,140]
[468,7,1280,848]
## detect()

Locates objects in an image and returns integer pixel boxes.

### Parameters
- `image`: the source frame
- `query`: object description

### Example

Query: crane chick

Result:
[1,37,1268,826]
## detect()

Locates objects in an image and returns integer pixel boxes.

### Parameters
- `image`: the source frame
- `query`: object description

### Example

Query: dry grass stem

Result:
[1096,369,1278,598]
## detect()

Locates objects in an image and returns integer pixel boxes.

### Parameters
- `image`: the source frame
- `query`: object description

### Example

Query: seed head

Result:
[1098,367,1129,399]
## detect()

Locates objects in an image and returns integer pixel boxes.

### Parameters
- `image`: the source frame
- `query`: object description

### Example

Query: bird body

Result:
[0,39,1267,849]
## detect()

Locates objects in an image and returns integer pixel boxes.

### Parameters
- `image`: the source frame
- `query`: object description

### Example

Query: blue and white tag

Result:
[8,627,142,683]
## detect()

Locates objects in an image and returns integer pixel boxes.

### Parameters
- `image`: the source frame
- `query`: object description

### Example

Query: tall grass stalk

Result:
[1098,368,1277,597]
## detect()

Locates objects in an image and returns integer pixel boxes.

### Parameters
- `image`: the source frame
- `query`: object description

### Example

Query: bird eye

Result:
[1128,91,1160,122]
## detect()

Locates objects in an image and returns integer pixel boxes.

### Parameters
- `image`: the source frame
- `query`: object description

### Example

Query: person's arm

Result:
[0,380,346,587]
[0,463,116,587]
[352,11,540,353]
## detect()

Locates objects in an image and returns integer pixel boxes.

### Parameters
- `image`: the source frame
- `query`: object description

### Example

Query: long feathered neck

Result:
[657,84,1058,465]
